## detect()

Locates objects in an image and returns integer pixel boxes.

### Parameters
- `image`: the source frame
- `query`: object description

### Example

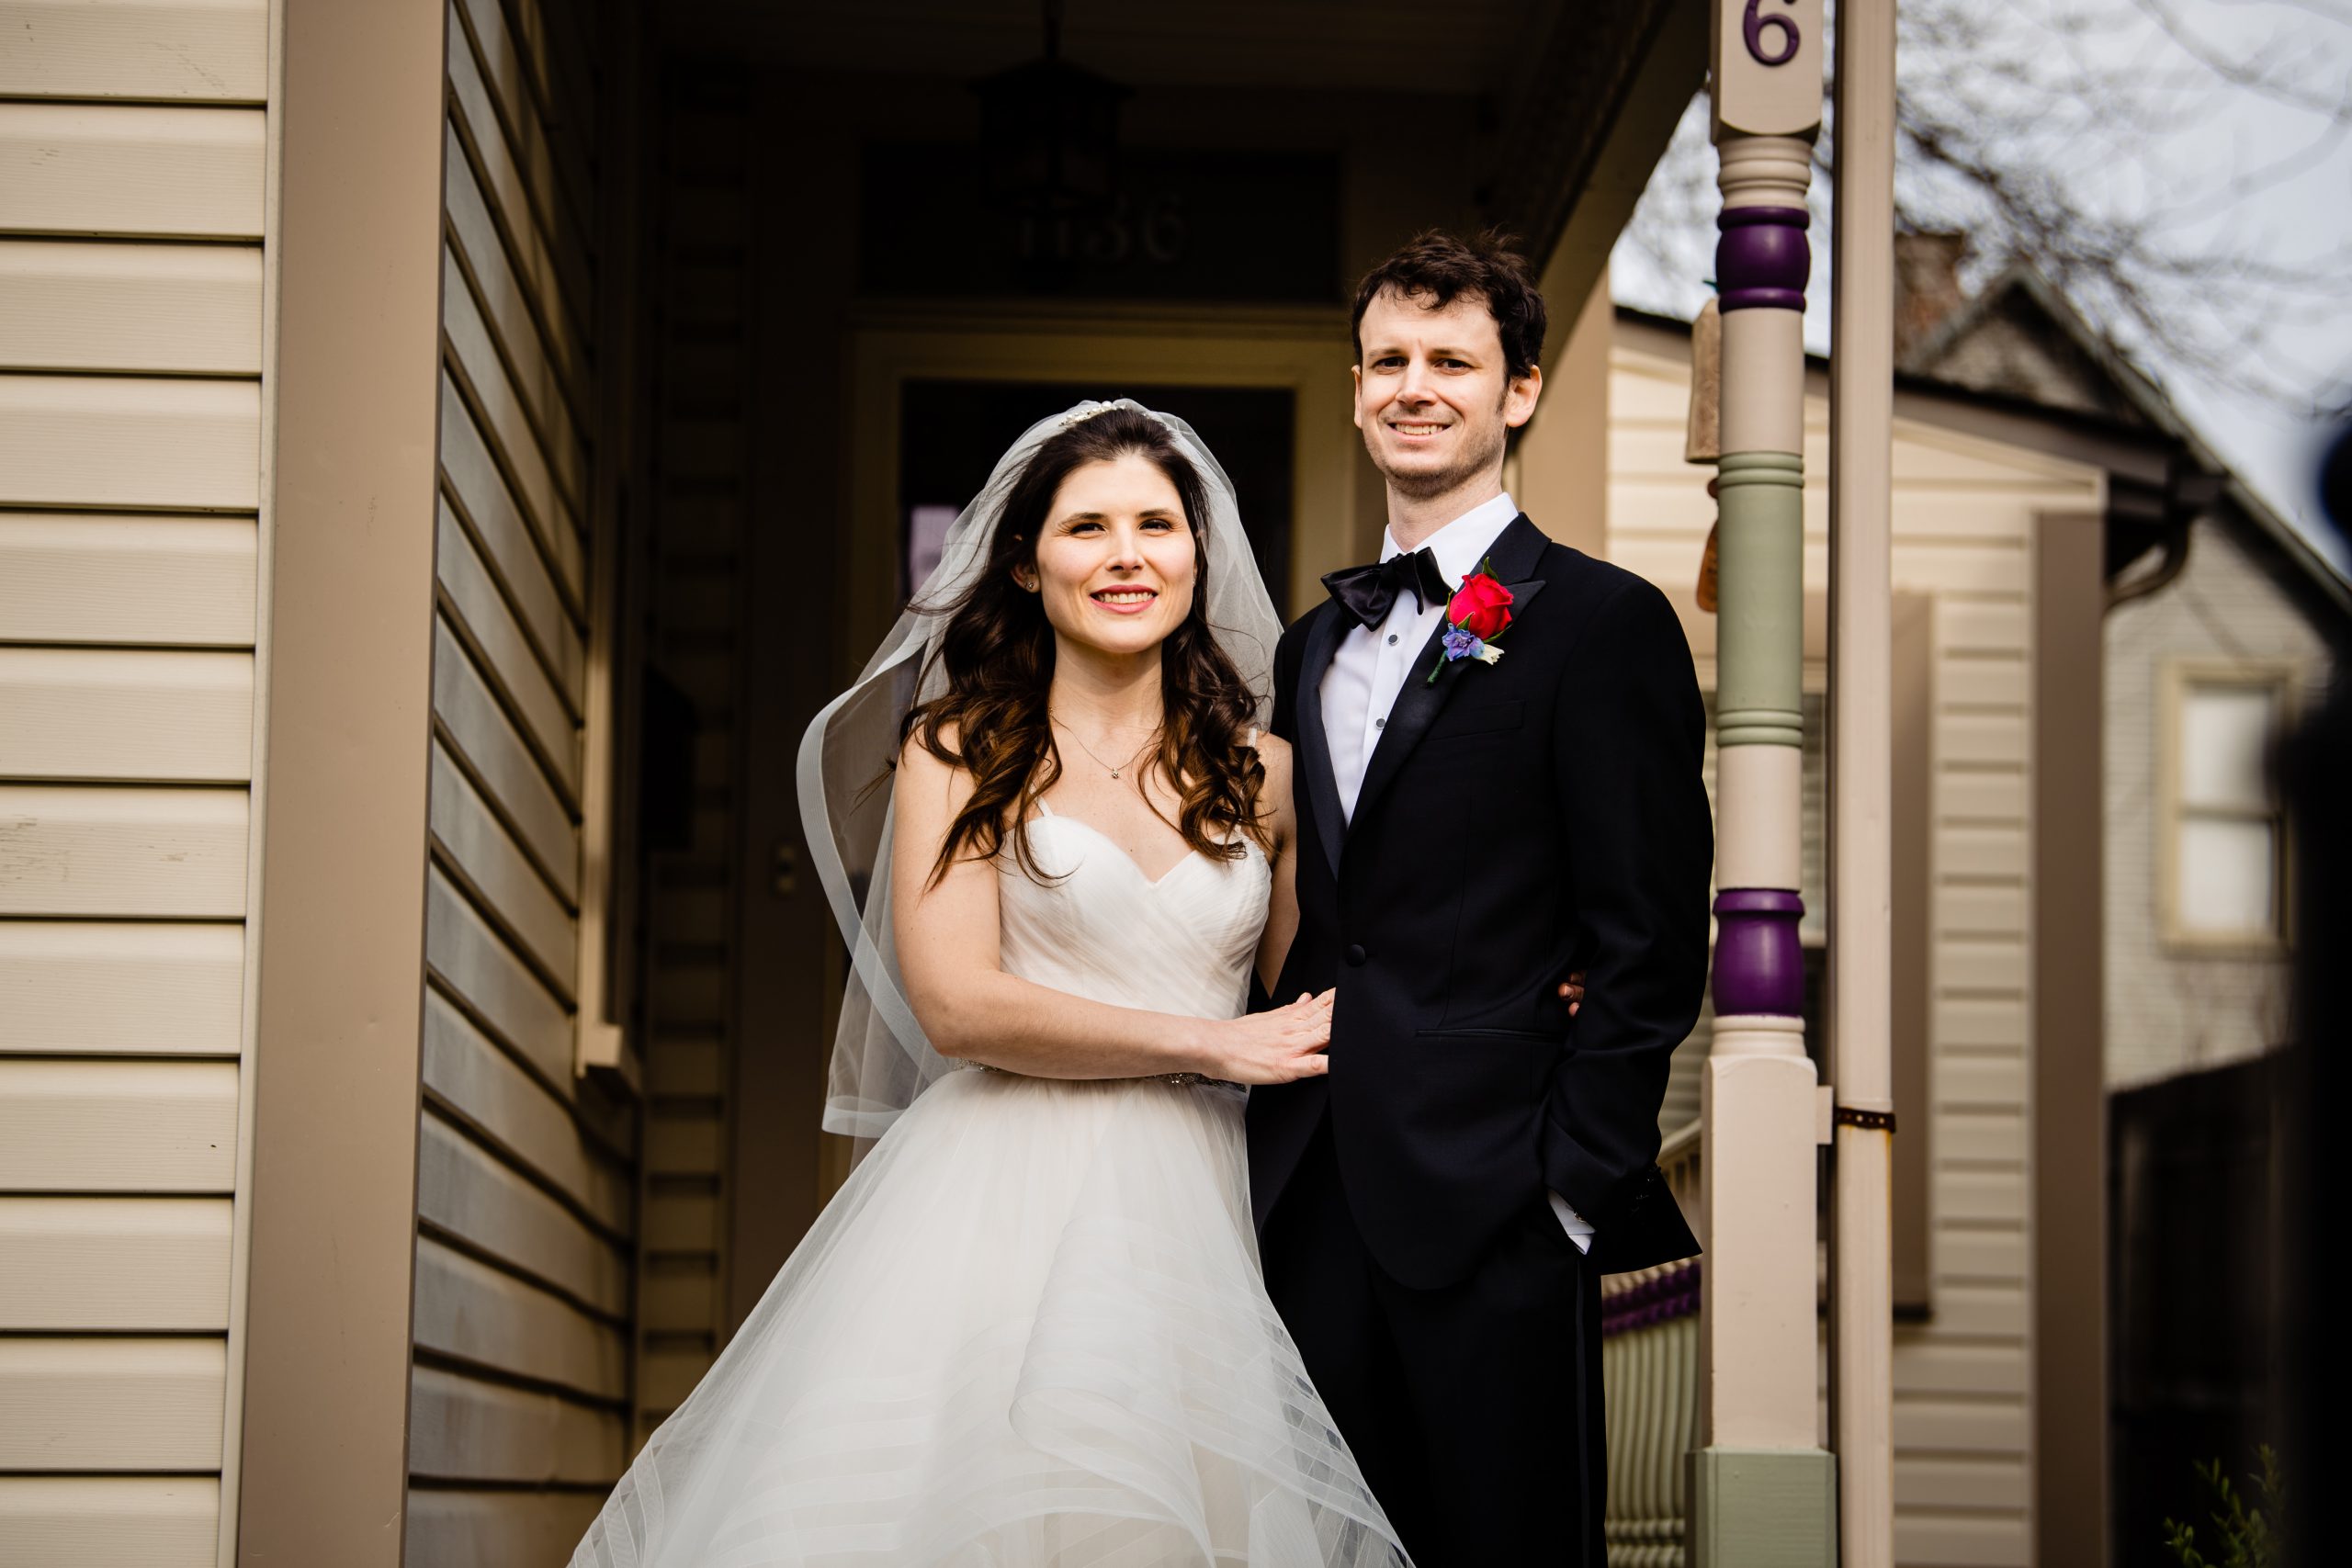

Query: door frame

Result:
[843,301,1365,669]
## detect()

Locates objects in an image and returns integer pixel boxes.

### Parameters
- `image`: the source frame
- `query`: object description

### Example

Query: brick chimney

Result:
[1893,232,1969,366]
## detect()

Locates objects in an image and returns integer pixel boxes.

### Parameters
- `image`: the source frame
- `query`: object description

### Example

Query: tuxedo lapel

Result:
[1293,603,1348,880]
[1350,516,1552,834]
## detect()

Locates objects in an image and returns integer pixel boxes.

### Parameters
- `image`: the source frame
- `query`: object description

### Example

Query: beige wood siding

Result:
[0,2,267,103]
[1608,336,2104,1568]
[0,12,268,1562]
[410,2,631,1560]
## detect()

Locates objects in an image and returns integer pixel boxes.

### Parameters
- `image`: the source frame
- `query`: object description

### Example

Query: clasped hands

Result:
[1210,972,1589,1086]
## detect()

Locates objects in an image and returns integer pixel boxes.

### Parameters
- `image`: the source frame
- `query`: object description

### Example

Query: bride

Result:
[571,402,1410,1566]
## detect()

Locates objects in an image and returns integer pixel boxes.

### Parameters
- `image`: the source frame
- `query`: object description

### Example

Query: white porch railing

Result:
[1602,1118,1702,1568]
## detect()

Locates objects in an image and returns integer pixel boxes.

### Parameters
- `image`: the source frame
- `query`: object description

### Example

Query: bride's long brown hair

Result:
[905,409,1269,886]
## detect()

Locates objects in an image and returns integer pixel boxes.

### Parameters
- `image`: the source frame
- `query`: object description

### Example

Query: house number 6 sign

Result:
[1713,0,1821,138]
[1744,0,1801,65]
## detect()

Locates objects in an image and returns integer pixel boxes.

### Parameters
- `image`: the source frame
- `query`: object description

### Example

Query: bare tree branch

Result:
[1619,0,2352,415]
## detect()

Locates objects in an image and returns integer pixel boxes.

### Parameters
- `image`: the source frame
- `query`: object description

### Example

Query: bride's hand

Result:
[1208,989,1333,1084]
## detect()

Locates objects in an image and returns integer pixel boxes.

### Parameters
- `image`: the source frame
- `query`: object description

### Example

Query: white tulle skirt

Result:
[571,1068,1408,1567]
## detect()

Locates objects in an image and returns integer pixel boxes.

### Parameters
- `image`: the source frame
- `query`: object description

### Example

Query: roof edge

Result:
[1611,298,2351,618]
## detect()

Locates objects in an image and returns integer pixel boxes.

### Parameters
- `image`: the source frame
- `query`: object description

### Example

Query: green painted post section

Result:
[1689,1449,1840,1567]
[1713,452,1806,749]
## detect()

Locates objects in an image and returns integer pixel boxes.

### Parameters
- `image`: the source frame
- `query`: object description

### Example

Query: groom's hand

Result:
[1204,989,1334,1085]
[1556,970,1589,1018]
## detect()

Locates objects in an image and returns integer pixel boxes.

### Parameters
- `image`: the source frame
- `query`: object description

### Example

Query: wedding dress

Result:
[571,801,1408,1567]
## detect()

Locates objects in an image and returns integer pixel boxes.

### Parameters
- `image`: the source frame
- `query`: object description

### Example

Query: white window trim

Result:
[2154,656,2302,953]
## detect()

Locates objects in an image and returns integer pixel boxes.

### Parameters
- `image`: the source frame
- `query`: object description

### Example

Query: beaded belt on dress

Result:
[972,1064,1227,1088]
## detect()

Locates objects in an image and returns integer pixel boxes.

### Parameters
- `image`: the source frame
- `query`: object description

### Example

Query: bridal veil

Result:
[796,400,1284,1140]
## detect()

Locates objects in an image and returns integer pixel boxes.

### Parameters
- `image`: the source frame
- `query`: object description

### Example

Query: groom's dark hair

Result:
[1350,229,1547,382]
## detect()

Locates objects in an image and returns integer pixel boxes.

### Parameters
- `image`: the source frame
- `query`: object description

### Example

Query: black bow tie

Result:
[1322,548,1451,631]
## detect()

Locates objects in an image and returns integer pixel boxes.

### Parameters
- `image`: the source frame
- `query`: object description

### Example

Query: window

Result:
[2160,662,2295,947]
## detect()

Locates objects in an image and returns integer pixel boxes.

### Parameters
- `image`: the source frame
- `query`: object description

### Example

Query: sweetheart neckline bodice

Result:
[1026,804,1262,887]
[996,809,1270,1022]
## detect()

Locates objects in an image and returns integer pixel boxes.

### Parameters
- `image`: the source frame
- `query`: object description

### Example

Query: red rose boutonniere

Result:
[1426,558,1514,683]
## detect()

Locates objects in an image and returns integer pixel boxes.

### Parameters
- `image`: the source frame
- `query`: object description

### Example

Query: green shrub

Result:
[2163,1446,2286,1568]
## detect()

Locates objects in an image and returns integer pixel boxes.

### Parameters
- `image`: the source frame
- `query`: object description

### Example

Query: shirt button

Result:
[1345,944,1367,966]
[1374,717,1385,728]
[1387,633,1398,645]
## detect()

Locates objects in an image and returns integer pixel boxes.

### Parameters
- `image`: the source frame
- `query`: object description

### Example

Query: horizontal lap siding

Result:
[0,1060,237,1190]
[0,20,268,1562]
[0,923,243,1055]
[413,3,626,1560]
[1609,343,2104,1568]
[0,377,261,512]
[0,1338,227,1470]
[0,515,257,647]
[0,1477,220,1568]
[0,786,249,917]
[0,3,267,104]
[0,649,254,783]
[0,243,263,375]
[406,1490,605,1567]
[0,103,263,238]
[410,1366,627,1486]
[0,1197,231,1330]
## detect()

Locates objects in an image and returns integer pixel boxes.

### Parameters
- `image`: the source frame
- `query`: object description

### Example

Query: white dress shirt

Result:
[1321,491,1521,820]
[1317,492,1595,1254]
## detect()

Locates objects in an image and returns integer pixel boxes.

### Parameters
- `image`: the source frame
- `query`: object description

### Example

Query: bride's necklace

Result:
[1053,716,1159,781]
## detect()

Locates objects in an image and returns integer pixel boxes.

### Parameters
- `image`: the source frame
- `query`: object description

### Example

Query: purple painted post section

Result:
[1716,206,1811,312]
[1713,887,1806,1015]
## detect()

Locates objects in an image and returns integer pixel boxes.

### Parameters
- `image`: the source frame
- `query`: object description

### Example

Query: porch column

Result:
[1827,0,1900,1564]
[236,0,447,1561]
[1690,2,1838,1564]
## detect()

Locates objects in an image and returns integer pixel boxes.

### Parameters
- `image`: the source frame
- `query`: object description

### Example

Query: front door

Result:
[897,378,1298,614]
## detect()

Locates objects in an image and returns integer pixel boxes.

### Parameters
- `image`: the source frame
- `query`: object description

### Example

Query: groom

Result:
[1250,231,1712,1564]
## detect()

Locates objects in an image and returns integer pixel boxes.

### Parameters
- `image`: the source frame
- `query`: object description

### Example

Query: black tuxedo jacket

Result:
[1248,515,1711,1290]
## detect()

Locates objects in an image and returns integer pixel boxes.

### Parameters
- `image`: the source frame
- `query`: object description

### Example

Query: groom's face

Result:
[1352,288,1542,502]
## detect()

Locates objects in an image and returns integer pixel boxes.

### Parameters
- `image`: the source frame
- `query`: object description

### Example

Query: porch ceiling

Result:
[668,0,1555,96]
[663,0,1706,320]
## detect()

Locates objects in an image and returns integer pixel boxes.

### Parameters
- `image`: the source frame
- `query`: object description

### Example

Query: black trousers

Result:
[1260,1119,1606,1568]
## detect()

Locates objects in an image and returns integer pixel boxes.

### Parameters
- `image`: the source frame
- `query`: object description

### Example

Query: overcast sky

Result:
[1608,0,2352,578]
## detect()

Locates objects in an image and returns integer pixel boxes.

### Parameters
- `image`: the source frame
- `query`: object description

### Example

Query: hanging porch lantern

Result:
[972,0,1130,218]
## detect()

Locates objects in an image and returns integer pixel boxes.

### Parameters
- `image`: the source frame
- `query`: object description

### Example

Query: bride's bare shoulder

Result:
[895,723,975,808]
[899,716,958,762]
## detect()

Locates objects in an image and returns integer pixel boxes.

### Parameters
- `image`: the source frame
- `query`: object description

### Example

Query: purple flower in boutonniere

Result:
[1426,558,1515,683]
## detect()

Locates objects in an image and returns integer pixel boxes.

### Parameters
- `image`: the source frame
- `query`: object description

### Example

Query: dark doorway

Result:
[897,381,1295,612]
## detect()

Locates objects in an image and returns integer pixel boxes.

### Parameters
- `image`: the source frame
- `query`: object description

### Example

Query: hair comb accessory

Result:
[1058,402,1115,429]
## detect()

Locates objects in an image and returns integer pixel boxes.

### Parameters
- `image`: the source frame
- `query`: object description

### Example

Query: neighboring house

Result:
[1589,243,2346,1568]
[1600,304,2107,1568]
[1892,246,2348,1567]
[1890,243,2346,1091]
